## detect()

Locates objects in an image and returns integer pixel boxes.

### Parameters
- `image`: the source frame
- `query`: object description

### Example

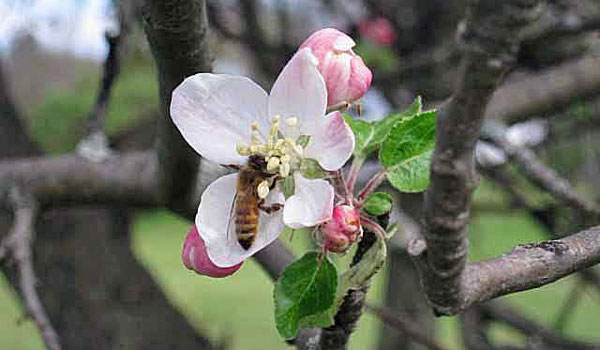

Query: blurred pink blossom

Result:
[359,18,397,46]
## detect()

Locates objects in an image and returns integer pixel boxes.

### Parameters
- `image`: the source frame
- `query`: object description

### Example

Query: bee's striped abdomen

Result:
[235,192,260,250]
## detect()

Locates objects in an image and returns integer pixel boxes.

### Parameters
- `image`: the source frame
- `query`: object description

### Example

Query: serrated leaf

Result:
[303,236,389,329]
[344,97,423,158]
[386,150,433,192]
[299,158,328,179]
[363,192,393,216]
[379,110,436,193]
[274,253,337,339]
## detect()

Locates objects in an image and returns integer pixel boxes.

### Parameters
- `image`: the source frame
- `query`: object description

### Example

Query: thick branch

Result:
[141,0,211,217]
[419,0,541,315]
[461,225,600,307]
[486,55,600,123]
[0,152,159,207]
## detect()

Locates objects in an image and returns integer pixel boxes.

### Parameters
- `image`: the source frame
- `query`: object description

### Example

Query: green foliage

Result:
[274,252,337,339]
[380,110,437,192]
[299,158,329,179]
[363,192,392,216]
[345,96,422,159]
[282,176,295,198]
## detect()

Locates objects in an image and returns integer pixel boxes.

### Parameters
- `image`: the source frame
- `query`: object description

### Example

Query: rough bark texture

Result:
[141,0,212,218]
[414,0,542,315]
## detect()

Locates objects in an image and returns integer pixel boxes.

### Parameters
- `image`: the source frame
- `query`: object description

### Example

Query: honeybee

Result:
[230,155,283,250]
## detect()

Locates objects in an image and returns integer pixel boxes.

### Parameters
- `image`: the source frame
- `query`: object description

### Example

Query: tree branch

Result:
[417,0,542,315]
[365,303,449,350]
[141,0,212,217]
[2,188,60,350]
[485,123,600,222]
[0,152,159,207]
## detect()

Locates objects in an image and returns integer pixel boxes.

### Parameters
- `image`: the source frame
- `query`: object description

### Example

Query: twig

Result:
[357,169,387,201]
[76,33,121,162]
[3,188,61,350]
[485,123,600,223]
[345,157,364,195]
[365,303,449,350]
[482,301,600,350]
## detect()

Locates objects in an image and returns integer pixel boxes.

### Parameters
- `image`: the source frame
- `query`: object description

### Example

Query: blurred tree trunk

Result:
[0,62,213,349]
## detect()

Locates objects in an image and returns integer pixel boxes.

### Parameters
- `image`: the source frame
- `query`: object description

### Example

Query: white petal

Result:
[196,173,286,267]
[304,111,355,171]
[268,48,327,136]
[283,173,334,229]
[170,73,270,165]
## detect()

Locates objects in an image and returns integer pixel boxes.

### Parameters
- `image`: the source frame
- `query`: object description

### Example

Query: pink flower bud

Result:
[359,18,397,46]
[182,226,242,278]
[299,28,372,107]
[321,205,362,253]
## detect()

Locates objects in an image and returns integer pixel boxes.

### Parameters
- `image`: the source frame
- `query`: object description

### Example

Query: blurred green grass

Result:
[1,65,599,349]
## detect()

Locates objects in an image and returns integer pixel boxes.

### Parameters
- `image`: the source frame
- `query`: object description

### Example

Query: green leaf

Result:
[282,176,295,199]
[344,96,423,158]
[274,253,338,339]
[386,150,433,192]
[302,236,389,329]
[299,158,329,179]
[363,192,393,216]
[379,110,436,192]
[297,134,311,148]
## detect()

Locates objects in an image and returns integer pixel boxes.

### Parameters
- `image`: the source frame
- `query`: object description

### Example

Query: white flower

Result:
[170,48,355,267]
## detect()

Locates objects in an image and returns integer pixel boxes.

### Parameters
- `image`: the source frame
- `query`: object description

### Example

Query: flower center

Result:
[236,116,309,198]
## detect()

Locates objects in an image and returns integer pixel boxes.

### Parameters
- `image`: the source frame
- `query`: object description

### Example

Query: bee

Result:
[230,155,283,250]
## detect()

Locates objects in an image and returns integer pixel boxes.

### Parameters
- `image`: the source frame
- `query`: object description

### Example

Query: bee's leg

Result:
[258,199,283,214]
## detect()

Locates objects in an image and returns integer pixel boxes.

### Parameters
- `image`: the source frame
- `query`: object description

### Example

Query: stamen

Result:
[251,122,260,131]
[236,141,250,156]
[280,154,291,164]
[257,180,270,199]
[267,157,280,172]
[280,163,291,177]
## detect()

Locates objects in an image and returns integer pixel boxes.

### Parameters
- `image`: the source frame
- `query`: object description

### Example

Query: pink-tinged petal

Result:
[170,73,270,165]
[283,173,334,229]
[182,226,242,278]
[268,48,327,135]
[347,56,373,103]
[304,111,355,171]
[299,28,372,107]
[195,173,285,267]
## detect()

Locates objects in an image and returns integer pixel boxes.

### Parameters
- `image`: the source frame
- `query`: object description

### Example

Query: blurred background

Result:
[0,0,599,349]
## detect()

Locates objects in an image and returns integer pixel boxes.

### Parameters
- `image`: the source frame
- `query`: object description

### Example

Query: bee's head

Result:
[248,155,268,171]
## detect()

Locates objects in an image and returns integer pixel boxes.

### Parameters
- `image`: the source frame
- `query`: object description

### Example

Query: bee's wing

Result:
[226,192,238,242]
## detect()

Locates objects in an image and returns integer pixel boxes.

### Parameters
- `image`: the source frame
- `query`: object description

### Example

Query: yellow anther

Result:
[267,157,280,172]
[279,163,291,177]
[272,115,281,123]
[251,122,260,131]
[275,139,284,150]
[257,180,270,199]
[251,134,262,145]
[236,141,250,156]
[249,144,259,154]
[285,117,298,127]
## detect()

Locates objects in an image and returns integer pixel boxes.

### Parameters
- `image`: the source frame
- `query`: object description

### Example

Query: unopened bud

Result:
[299,28,372,107]
[182,226,242,278]
[321,205,362,253]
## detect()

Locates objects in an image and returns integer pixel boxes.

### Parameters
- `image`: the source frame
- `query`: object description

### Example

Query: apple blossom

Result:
[170,47,355,268]
[182,226,242,278]
[299,28,372,108]
[359,18,397,46]
[321,205,362,253]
